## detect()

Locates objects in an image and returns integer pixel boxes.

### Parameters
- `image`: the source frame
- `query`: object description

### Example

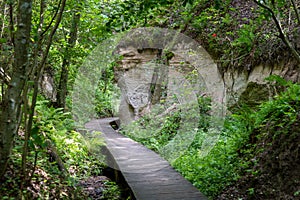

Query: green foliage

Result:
[33,96,105,177]
[255,76,300,137]
[154,0,300,70]
[0,95,107,199]
[121,75,300,199]
[100,0,175,30]
[123,105,251,198]
[232,22,256,53]
[95,63,120,118]
[174,77,300,198]
[101,181,122,200]
[173,112,253,198]
[121,96,211,153]
[121,109,181,152]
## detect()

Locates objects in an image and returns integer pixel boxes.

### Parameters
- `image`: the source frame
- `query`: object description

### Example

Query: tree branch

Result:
[254,0,300,65]
[290,0,300,27]
[40,0,62,37]
[23,0,67,176]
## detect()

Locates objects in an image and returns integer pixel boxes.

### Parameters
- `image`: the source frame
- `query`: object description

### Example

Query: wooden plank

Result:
[85,118,207,200]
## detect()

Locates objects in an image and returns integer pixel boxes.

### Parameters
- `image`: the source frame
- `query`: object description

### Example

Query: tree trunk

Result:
[21,0,45,183]
[0,0,33,178]
[45,139,67,177]
[57,9,80,110]
[22,0,66,181]
[150,50,171,105]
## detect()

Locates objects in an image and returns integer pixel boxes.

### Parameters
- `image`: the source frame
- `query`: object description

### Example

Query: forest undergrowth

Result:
[122,76,300,200]
[0,95,121,200]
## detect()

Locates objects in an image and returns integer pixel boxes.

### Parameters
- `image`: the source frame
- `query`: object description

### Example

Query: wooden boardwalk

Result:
[85,118,207,200]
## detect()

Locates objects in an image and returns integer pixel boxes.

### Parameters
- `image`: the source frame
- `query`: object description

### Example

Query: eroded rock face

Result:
[224,63,300,109]
[114,46,224,125]
[113,28,300,125]
[40,71,57,102]
[115,47,160,124]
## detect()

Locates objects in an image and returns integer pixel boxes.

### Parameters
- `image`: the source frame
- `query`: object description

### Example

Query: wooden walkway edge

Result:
[85,118,207,200]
